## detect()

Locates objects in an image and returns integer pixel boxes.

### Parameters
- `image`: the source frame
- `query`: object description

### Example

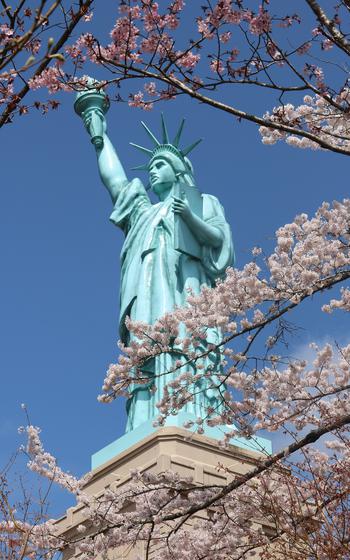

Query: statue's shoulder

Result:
[203,193,219,203]
[128,177,148,194]
[202,193,225,215]
[117,177,151,204]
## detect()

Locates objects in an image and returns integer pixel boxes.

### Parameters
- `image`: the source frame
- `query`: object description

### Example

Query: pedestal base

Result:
[55,426,272,559]
[91,413,272,469]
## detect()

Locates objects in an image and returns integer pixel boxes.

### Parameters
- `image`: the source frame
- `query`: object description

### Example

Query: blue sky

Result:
[1,1,349,517]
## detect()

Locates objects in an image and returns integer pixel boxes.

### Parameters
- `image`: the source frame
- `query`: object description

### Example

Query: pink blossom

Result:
[129,91,153,110]
[249,6,271,35]
[266,41,283,61]
[259,88,350,152]
[109,17,139,60]
[144,81,157,96]
[210,58,224,74]
[322,287,350,313]
[322,39,333,51]
[29,65,67,94]
[228,48,239,62]
[164,13,179,29]
[176,50,200,69]
[197,19,213,39]
[83,11,93,22]
[0,24,14,45]
[220,31,231,44]
[297,42,311,55]
[171,0,185,12]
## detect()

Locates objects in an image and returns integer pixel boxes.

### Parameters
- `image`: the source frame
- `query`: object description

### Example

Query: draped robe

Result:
[110,178,234,431]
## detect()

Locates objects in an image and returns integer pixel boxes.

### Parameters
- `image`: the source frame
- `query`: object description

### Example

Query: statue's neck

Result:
[157,183,175,202]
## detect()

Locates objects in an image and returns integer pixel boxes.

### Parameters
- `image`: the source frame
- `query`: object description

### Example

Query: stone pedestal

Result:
[55,427,271,559]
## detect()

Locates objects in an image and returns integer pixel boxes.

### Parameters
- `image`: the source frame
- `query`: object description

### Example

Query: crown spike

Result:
[131,163,150,171]
[130,142,153,155]
[182,138,202,156]
[141,121,160,146]
[160,113,169,144]
[173,118,185,147]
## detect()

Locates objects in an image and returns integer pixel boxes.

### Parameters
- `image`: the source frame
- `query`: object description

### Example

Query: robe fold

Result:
[110,178,234,431]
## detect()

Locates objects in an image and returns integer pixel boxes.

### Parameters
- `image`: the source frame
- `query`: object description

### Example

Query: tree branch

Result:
[305,0,350,56]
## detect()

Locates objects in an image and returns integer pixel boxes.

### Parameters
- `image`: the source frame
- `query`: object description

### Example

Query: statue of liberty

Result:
[75,87,234,434]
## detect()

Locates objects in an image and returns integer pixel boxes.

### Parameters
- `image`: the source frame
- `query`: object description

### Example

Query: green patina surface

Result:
[75,85,271,468]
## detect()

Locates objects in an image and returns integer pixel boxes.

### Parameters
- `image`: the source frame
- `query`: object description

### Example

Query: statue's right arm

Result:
[95,133,128,204]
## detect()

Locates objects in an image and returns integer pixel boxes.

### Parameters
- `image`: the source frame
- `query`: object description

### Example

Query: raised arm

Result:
[84,112,128,204]
[95,132,128,204]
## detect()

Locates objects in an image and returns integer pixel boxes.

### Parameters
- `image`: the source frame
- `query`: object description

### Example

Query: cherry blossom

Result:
[4,1,350,157]
[2,2,350,557]
[0,0,94,126]
[57,1,350,156]
[1,195,350,558]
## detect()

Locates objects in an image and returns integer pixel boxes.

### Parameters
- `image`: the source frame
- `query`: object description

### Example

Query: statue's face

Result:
[149,157,176,196]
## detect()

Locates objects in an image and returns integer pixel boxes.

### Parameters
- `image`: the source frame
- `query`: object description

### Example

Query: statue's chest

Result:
[149,202,174,231]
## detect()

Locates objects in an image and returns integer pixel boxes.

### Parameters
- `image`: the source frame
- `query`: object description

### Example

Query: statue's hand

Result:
[82,109,107,135]
[172,196,193,223]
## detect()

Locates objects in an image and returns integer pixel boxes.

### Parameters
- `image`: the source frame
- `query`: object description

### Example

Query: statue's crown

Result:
[130,114,202,173]
[152,143,183,159]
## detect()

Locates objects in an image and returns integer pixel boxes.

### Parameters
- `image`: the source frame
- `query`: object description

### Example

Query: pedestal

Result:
[55,426,272,559]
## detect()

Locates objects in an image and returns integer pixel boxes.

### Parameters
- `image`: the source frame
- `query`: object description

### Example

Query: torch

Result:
[74,78,110,149]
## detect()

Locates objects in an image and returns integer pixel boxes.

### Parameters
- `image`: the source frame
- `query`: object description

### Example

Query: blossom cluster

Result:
[24,425,91,493]
[2,195,350,558]
[3,1,350,156]
[0,0,94,124]
[33,0,343,125]
[260,91,350,153]
[4,420,349,559]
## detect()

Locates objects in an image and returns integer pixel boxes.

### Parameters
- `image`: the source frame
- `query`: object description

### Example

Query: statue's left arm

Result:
[172,196,223,248]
